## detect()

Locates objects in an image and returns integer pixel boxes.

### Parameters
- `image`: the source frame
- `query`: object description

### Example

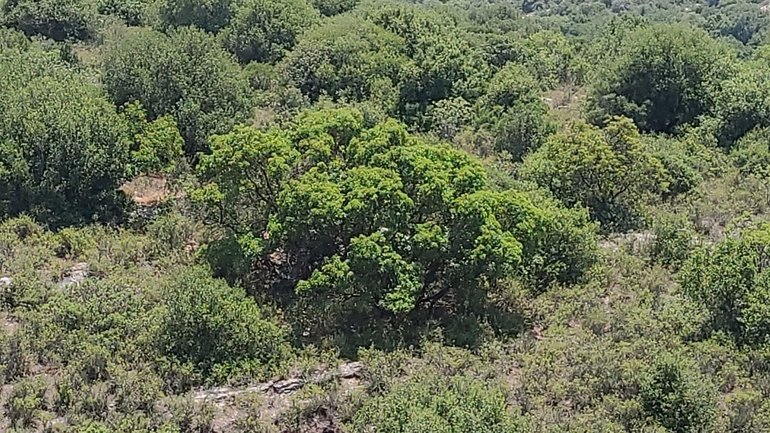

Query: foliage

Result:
[97,0,151,25]
[473,63,555,159]
[102,26,253,156]
[157,0,233,32]
[193,107,596,342]
[1,0,97,41]
[157,266,291,379]
[588,24,731,133]
[221,0,319,64]
[649,212,697,271]
[520,117,668,232]
[732,127,770,179]
[679,223,770,345]
[5,0,770,430]
[310,0,356,16]
[707,57,770,148]
[0,44,132,226]
[640,355,717,433]
[123,102,184,175]
[351,371,526,433]
[278,14,409,108]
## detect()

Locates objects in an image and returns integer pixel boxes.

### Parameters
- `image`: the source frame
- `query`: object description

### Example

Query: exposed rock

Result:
[58,262,89,288]
[193,362,367,404]
[272,378,303,394]
[0,277,12,287]
[339,362,363,379]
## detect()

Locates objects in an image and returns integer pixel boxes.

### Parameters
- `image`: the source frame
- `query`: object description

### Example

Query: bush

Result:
[679,223,770,344]
[732,126,770,179]
[2,0,97,41]
[157,0,233,32]
[157,267,291,380]
[5,377,47,428]
[310,0,357,16]
[0,44,132,226]
[102,27,253,155]
[640,355,717,433]
[473,64,555,160]
[351,371,526,433]
[220,0,319,64]
[650,213,697,270]
[588,24,732,133]
[520,117,668,233]
[97,0,151,25]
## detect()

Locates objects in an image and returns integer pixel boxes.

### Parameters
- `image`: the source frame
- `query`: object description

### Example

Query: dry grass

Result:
[120,175,170,206]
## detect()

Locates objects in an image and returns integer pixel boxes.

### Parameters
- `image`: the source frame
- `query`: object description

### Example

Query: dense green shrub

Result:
[97,0,150,25]
[707,59,770,148]
[5,377,47,428]
[157,0,233,32]
[473,64,555,159]
[644,135,705,198]
[1,0,97,41]
[278,15,409,107]
[679,223,770,344]
[732,127,770,179]
[351,371,526,433]
[588,24,732,133]
[640,355,717,433]
[220,0,319,64]
[520,117,668,232]
[102,26,253,155]
[310,0,357,16]
[157,267,291,379]
[0,45,132,226]
[650,213,697,270]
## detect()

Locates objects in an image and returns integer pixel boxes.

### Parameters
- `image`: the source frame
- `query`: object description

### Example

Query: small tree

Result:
[587,24,732,133]
[102,27,253,156]
[520,117,668,232]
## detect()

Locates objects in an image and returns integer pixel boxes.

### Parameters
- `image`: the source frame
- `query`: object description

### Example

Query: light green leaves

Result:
[195,107,596,333]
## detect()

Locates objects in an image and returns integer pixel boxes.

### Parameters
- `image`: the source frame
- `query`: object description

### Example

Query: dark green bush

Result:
[0,45,132,226]
[157,267,291,380]
[640,355,717,433]
[2,0,97,41]
[588,24,732,133]
[102,26,253,156]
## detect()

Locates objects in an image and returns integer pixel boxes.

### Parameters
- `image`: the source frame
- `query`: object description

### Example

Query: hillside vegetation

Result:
[4,0,770,431]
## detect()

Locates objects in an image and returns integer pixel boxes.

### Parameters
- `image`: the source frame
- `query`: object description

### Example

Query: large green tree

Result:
[193,107,597,339]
